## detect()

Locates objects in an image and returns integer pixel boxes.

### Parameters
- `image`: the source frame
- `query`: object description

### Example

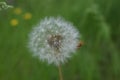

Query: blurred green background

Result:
[0,0,120,80]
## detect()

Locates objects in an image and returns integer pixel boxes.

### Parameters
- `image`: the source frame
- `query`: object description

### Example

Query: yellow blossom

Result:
[10,19,19,26]
[23,13,32,20]
[14,8,22,15]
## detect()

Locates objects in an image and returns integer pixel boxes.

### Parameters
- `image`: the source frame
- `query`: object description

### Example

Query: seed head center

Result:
[47,35,63,51]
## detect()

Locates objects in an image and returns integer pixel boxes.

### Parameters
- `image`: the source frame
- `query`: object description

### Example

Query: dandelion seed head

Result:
[28,17,80,66]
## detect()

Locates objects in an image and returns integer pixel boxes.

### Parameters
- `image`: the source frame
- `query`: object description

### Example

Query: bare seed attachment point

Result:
[47,35,63,52]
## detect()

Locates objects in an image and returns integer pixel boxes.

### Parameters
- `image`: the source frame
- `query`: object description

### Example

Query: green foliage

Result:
[0,0,120,80]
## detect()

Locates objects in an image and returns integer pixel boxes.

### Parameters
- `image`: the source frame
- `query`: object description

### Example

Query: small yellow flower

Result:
[10,19,19,26]
[23,13,32,20]
[14,8,22,15]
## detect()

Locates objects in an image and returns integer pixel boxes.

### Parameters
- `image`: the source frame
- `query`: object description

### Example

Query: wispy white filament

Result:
[28,17,80,66]
[0,2,13,10]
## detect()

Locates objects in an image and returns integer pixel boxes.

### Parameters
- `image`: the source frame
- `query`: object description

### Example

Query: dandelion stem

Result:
[58,65,63,80]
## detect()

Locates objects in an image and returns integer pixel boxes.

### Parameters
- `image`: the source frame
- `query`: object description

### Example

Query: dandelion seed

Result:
[0,2,13,11]
[28,17,80,66]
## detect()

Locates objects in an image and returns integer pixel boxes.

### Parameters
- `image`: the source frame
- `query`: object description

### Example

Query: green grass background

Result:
[0,0,120,80]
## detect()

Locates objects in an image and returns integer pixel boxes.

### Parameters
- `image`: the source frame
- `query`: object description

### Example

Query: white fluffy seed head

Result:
[28,17,80,66]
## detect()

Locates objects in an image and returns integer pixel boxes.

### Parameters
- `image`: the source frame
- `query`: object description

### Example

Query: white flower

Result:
[28,17,80,66]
